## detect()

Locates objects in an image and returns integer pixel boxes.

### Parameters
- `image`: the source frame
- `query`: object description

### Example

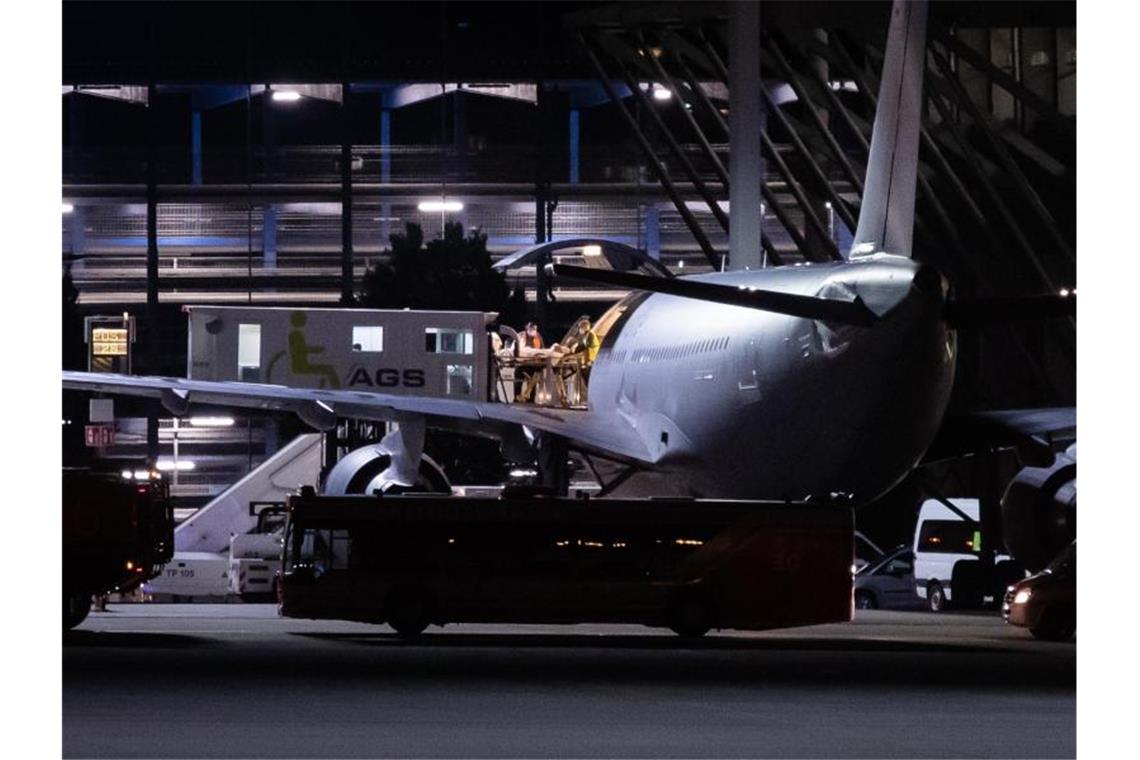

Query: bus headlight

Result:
[1013,589,1032,605]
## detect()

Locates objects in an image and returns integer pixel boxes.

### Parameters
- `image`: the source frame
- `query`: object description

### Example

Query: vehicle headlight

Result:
[1013,589,1032,604]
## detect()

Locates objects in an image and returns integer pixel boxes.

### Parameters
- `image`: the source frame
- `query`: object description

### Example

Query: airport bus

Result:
[278,489,854,637]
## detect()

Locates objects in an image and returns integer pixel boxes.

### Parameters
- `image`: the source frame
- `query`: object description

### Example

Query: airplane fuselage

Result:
[588,254,956,503]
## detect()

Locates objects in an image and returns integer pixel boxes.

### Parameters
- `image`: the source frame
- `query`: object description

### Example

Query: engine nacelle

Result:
[1001,447,1076,573]
[322,444,451,496]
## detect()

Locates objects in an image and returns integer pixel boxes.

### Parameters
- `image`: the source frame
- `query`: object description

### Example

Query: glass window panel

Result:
[426,328,474,354]
[446,364,474,395]
[238,323,261,381]
[352,326,384,352]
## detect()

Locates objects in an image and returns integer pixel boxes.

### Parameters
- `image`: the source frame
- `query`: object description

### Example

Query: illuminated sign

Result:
[92,328,129,356]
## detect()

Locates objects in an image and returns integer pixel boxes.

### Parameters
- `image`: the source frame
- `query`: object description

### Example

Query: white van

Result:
[913,498,987,611]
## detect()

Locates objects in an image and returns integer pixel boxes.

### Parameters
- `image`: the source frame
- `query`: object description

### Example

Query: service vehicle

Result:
[63,467,174,628]
[145,502,287,600]
[279,489,854,637]
[913,498,1021,611]
[1002,541,1076,641]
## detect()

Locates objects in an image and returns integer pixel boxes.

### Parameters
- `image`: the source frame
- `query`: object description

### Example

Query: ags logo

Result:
[347,368,426,388]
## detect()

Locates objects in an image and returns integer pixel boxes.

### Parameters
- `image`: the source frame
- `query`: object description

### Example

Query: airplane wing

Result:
[922,407,1075,467]
[62,371,658,466]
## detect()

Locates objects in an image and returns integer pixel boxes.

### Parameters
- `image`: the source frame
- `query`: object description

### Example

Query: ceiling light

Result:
[62,203,74,214]
[156,460,196,471]
[189,416,235,427]
[652,86,672,101]
[418,200,464,212]
[271,90,302,102]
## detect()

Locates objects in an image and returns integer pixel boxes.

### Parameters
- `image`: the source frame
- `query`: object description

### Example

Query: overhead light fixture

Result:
[62,203,74,214]
[652,85,672,101]
[582,245,603,257]
[418,200,464,212]
[189,416,235,427]
[271,90,302,103]
[156,460,196,472]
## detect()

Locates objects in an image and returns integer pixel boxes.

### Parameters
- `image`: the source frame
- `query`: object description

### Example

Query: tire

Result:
[385,587,432,638]
[1030,607,1075,641]
[854,590,877,610]
[927,581,947,613]
[667,593,711,638]
[64,591,91,630]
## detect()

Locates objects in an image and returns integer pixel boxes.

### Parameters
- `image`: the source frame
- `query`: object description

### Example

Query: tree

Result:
[360,221,525,326]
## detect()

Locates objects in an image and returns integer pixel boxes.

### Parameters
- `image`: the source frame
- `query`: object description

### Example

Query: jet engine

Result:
[1001,445,1076,573]
[322,444,451,496]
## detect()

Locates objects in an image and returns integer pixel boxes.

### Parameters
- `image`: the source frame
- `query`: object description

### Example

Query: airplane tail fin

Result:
[849,0,928,260]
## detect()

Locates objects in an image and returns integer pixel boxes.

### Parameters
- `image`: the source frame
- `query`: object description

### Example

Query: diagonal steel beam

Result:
[695,27,860,237]
[606,44,730,234]
[766,36,865,196]
[934,28,1073,136]
[635,30,729,187]
[578,31,721,269]
[928,43,1075,265]
[666,39,833,261]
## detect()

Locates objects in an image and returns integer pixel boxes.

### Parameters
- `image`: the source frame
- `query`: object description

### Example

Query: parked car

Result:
[854,546,925,610]
[854,530,885,573]
[1002,541,1076,641]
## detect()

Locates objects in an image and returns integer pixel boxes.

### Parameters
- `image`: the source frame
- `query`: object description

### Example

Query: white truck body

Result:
[229,531,284,597]
[144,552,231,598]
[914,498,979,604]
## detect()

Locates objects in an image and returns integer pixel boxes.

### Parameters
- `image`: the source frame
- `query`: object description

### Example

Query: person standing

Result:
[522,321,544,350]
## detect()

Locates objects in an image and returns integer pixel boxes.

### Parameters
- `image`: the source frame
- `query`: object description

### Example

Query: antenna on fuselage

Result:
[849,0,928,260]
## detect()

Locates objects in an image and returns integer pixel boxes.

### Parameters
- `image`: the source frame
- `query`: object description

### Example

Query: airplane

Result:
[63,2,1073,513]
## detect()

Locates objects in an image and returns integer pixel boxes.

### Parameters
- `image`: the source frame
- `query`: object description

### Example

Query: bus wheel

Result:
[64,591,91,630]
[385,587,431,638]
[667,594,711,638]
[927,581,947,612]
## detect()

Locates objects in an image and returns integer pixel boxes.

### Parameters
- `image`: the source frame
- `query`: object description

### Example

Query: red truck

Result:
[63,467,174,629]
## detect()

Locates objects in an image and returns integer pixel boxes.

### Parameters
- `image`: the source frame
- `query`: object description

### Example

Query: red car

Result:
[1002,541,1076,641]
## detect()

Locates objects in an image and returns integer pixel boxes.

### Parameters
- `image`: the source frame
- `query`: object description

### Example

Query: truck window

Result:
[352,326,384,352]
[446,364,474,395]
[238,323,261,381]
[425,328,474,354]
